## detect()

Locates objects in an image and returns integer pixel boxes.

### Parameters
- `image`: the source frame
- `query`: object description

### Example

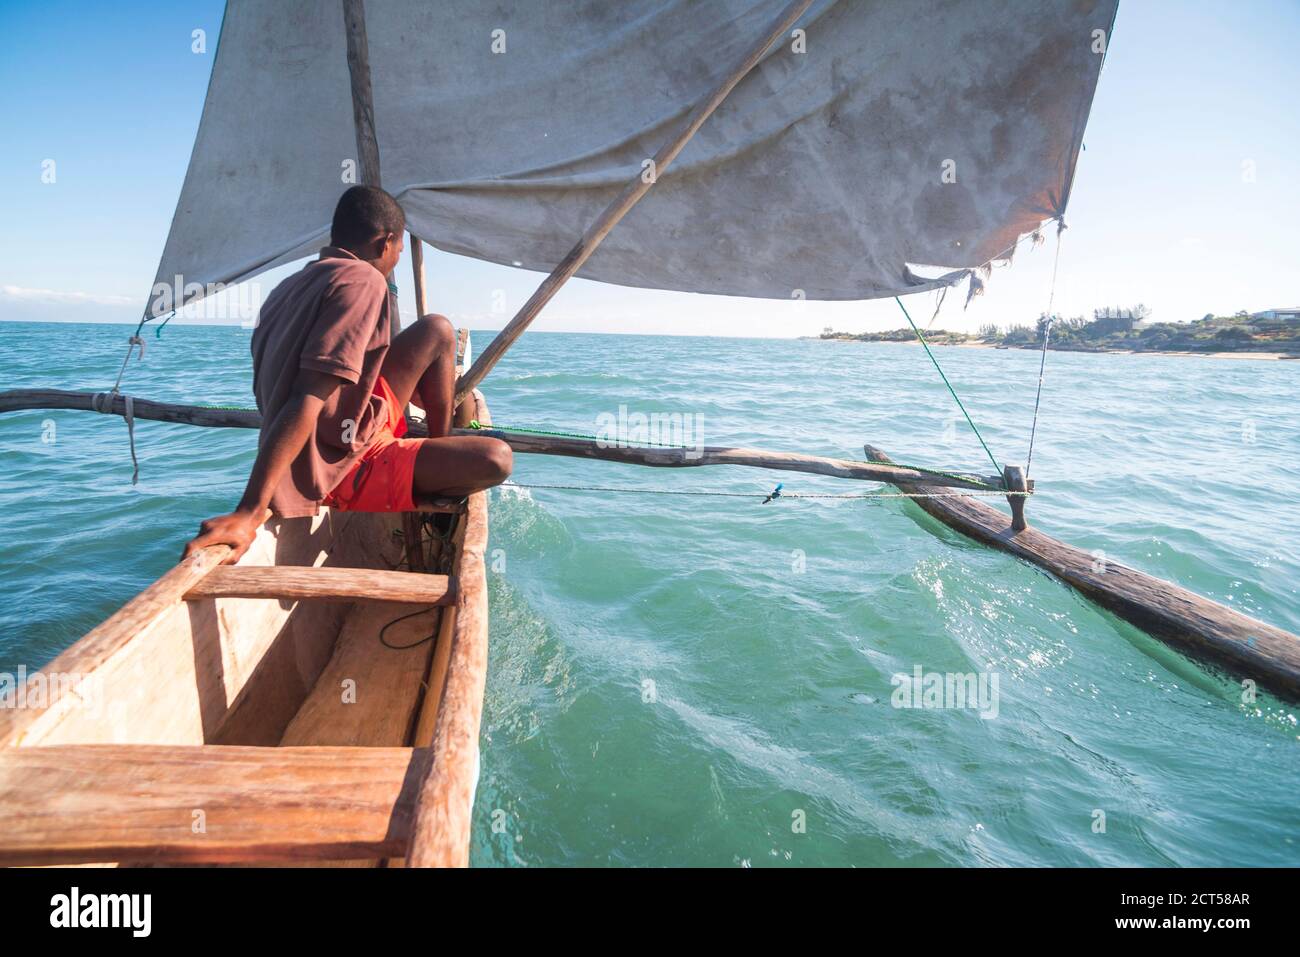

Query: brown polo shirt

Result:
[250,247,392,517]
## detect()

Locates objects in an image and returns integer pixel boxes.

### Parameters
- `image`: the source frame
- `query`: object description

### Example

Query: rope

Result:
[91,392,140,485]
[501,481,1032,500]
[471,420,689,450]
[110,335,145,394]
[95,310,175,483]
[378,604,440,650]
[110,309,174,393]
[124,395,138,485]
[1025,221,1065,479]
[893,296,1002,477]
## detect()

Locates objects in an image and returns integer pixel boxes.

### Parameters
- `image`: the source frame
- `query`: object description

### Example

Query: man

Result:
[184,185,512,563]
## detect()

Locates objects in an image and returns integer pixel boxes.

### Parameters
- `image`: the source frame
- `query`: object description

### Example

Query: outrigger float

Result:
[1,0,1296,868]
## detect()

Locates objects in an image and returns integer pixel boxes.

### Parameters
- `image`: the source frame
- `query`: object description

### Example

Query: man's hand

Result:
[182,508,270,565]
[181,369,342,567]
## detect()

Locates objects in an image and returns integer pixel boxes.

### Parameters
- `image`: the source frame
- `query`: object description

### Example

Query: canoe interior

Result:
[0,370,493,868]
[0,509,428,751]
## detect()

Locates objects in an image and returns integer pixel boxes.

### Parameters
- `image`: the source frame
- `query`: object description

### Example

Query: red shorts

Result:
[323,376,423,513]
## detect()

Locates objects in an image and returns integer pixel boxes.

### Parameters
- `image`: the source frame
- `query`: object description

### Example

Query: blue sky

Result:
[1,0,1297,336]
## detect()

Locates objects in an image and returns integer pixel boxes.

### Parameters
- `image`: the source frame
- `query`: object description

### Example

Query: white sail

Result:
[147,0,1117,316]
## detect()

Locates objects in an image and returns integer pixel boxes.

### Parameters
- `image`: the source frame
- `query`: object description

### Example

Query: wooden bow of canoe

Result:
[0,341,492,868]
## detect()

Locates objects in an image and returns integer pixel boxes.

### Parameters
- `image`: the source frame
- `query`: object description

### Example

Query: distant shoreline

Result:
[807,337,1299,361]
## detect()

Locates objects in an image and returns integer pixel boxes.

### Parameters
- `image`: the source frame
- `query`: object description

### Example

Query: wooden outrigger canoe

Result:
[3,0,1296,871]
[0,341,492,868]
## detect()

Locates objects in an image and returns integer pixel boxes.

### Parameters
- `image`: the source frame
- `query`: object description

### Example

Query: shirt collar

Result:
[319,245,362,262]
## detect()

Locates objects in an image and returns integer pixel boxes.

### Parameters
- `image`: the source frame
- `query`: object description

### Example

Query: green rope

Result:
[469,420,688,449]
[894,296,1002,476]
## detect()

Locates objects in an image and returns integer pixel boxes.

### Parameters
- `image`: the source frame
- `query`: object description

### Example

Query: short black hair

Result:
[330,185,406,249]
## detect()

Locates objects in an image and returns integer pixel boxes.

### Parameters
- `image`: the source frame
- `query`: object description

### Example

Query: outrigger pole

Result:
[0,388,1001,491]
[866,446,1300,702]
[454,0,816,404]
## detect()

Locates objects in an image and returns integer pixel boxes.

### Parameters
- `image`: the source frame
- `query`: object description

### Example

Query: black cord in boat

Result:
[378,513,458,649]
[378,604,440,650]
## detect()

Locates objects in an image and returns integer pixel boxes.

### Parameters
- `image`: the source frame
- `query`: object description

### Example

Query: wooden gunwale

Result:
[403,387,493,867]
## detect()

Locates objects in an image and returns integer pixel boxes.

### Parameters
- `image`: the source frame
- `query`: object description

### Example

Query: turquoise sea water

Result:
[1,320,1297,867]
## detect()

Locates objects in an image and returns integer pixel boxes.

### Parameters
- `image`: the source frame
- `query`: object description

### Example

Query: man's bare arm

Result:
[182,369,344,564]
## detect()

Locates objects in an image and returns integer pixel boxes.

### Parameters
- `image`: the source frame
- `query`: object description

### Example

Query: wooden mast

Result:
[341,0,401,339]
[411,235,428,318]
[454,0,814,403]
[341,0,428,573]
[402,235,431,572]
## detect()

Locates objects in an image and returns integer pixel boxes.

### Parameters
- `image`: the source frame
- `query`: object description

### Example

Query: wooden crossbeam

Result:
[184,566,455,605]
[0,389,1000,489]
[0,744,431,865]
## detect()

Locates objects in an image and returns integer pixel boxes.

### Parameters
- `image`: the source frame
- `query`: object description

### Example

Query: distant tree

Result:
[1202,313,1215,323]
[1234,310,1250,318]
[1035,313,1058,341]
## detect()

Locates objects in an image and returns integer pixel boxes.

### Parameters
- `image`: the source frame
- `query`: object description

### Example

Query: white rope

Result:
[98,314,168,483]
[90,391,140,484]
[110,335,145,394]
[124,395,139,485]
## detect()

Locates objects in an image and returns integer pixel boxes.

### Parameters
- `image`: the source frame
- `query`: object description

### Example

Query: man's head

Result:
[330,185,405,276]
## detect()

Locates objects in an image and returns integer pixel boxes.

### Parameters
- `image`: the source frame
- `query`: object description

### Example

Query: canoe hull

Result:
[0,386,494,867]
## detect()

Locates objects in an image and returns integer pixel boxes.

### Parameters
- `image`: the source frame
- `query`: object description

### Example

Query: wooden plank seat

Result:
[184,566,455,605]
[0,744,431,866]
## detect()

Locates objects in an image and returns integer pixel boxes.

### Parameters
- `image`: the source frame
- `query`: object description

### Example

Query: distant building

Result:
[1251,307,1300,321]
[1091,306,1149,334]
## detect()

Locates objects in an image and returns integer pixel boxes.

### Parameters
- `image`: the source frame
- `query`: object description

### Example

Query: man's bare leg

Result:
[412,435,512,498]
[381,312,458,436]
[381,313,512,497]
